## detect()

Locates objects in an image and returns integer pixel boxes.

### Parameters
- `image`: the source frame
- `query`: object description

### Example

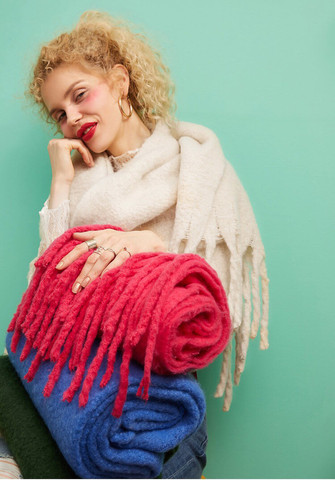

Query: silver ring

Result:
[117,246,132,258]
[94,246,105,255]
[85,239,97,250]
[105,248,116,259]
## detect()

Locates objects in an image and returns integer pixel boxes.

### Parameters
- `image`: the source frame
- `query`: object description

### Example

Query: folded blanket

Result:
[6,332,206,479]
[8,225,231,416]
[0,355,77,479]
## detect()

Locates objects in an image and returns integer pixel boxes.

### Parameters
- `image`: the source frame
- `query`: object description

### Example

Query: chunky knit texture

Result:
[7,333,206,479]
[9,225,231,417]
[28,120,269,411]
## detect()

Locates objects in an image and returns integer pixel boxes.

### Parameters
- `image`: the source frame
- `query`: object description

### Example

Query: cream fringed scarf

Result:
[69,121,269,411]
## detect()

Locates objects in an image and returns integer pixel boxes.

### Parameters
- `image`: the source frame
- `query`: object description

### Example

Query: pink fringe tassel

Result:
[8,225,231,417]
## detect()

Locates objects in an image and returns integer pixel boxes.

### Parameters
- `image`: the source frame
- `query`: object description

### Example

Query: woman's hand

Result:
[55,229,167,293]
[47,138,94,209]
[48,138,94,184]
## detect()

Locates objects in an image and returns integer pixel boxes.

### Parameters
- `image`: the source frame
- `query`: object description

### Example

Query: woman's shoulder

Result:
[171,120,222,147]
[170,121,224,159]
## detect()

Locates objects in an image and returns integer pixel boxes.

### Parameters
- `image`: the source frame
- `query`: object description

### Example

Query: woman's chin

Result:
[85,142,108,155]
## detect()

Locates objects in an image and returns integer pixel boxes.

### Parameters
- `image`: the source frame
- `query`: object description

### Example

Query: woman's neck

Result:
[106,112,152,157]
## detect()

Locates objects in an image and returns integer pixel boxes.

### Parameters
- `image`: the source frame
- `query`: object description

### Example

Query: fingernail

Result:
[56,261,64,269]
[72,282,81,293]
[81,276,90,287]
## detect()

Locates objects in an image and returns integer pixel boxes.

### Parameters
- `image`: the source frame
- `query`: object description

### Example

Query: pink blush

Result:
[83,87,101,103]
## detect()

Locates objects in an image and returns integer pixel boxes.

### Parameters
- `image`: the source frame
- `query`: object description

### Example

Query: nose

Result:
[66,106,82,126]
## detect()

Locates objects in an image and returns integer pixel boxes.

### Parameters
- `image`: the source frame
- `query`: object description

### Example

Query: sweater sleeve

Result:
[0,435,22,479]
[27,198,70,284]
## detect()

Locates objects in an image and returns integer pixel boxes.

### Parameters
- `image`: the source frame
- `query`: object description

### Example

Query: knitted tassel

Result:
[250,250,262,340]
[259,259,270,350]
[62,294,104,401]
[8,225,231,418]
[222,357,233,412]
[20,338,33,362]
[234,255,252,385]
[212,204,269,411]
[228,252,243,330]
[214,339,233,398]
[7,268,44,343]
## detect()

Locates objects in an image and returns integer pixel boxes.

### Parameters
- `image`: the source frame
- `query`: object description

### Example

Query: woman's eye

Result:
[57,112,66,122]
[75,91,86,102]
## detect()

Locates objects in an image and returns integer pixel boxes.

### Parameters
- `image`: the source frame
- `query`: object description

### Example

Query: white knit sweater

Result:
[28,121,269,411]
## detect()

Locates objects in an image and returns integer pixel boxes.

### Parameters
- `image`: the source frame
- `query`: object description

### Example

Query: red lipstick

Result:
[77,122,97,142]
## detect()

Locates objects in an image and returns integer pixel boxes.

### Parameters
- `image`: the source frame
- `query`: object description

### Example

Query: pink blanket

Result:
[8,225,231,416]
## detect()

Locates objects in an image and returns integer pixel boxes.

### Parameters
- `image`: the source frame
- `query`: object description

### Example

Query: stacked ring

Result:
[118,246,132,258]
[94,246,105,255]
[91,245,131,258]
[106,248,117,259]
[85,239,97,250]
[93,246,117,259]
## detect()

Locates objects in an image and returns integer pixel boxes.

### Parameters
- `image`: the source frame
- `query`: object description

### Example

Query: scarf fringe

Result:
[171,224,269,413]
[8,225,231,418]
[201,234,269,412]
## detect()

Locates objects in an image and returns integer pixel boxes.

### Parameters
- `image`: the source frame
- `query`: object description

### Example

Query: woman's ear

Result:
[110,64,130,97]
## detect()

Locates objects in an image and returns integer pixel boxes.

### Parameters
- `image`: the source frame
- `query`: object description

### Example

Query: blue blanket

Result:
[6,333,206,479]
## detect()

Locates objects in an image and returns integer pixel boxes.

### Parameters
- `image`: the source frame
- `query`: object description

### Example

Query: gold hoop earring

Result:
[118,96,133,119]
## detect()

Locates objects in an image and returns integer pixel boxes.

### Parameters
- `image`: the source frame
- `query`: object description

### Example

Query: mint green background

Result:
[1,1,334,478]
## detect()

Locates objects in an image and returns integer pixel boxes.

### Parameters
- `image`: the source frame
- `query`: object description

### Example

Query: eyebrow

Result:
[49,80,84,117]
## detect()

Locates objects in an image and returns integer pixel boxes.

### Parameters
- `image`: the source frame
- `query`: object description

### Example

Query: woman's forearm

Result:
[48,179,71,209]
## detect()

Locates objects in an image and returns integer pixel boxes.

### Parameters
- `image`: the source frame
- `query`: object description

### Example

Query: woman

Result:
[3,9,269,479]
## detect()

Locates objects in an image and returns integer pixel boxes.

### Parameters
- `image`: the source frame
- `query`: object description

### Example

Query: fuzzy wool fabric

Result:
[0,355,77,479]
[8,224,231,417]
[30,120,269,410]
[6,332,206,479]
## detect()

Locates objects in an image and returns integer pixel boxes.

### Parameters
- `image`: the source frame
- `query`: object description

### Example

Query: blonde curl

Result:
[27,11,176,131]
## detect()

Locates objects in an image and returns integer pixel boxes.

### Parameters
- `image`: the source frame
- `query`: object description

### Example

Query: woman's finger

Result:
[72,141,94,167]
[72,229,117,243]
[73,231,99,241]
[101,248,132,275]
[71,250,101,293]
[72,248,116,293]
[56,241,90,270]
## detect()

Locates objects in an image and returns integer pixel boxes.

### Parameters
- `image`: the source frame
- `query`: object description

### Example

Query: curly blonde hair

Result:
[28,11,176,130]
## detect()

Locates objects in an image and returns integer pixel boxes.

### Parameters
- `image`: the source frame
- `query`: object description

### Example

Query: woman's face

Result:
[41,63,127,154]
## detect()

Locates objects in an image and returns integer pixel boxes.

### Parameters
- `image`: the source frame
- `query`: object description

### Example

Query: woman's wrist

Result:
[49,179,71,209]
